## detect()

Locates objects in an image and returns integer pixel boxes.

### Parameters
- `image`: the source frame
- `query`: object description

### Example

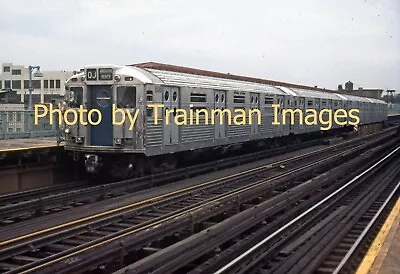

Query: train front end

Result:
[59,65,149,178]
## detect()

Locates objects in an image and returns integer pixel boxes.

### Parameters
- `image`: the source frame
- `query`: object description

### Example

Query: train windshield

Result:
[69,87,83,107]
[117,86,136,108]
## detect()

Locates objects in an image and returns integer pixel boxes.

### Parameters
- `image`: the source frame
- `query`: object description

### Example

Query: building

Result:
[338,80,383,99]
[351,88,384,100]
[0,63,73,106]
[345,81,354,91]
[0,89,19,104]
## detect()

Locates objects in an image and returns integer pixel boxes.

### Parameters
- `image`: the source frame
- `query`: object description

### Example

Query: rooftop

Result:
[133,62,336,93]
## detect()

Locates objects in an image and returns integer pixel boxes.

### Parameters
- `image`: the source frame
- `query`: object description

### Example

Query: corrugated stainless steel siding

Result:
[145,119,163,147]
[228,124,250,136]
[181,123,214,142]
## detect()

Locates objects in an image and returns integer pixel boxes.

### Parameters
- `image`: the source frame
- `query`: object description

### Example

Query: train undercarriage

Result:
[70,127,354,180]
[83,152,178,179]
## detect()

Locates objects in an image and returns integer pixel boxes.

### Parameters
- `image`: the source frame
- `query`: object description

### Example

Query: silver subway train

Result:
[58,63,388,178]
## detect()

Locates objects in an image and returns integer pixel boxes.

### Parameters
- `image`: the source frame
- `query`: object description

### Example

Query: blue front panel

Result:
[90,85,113,146]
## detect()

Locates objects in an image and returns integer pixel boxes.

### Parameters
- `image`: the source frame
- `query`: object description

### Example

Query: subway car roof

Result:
[133,62,386,104]
[66,63,387,104]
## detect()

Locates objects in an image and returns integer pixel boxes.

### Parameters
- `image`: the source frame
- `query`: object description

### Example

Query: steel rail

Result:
[111,139,399,274]
[1,143,357,247]
[0,138,326,221]
[214,145,400,274]
[0,181,88,205]
[2,139,383,274]
[1,127,394,220]
[0,135,369,243]
[332,180,400,274]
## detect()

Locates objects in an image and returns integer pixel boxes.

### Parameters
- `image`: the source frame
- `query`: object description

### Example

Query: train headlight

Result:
[114,75,121,82]
[76,137,84,144]
[64,128,71,135]
[114,138,122,145]
[60,102,67,112]
[69,91,75,102]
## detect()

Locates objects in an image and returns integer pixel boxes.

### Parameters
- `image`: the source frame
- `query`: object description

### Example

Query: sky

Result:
[1,0,399,92]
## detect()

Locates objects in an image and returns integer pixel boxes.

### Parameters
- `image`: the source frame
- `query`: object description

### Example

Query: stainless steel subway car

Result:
[60,63,388,178]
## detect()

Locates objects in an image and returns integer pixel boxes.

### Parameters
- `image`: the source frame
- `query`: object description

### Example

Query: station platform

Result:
[0,138,74,194]
[356,196,400,274]
[0,137,62,153]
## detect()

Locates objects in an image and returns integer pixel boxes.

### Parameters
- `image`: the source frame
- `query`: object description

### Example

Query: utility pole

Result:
[28,65,42,133]
[28,65,41,111]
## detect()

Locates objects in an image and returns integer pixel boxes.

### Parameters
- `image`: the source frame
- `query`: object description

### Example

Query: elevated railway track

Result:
[0,128,397,273]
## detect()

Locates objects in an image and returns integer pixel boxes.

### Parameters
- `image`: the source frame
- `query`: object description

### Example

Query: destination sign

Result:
[99,68,113,81]
[86,69,97,81]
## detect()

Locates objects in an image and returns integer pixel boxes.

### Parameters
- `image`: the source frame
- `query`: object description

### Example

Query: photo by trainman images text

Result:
[34,103,361,131]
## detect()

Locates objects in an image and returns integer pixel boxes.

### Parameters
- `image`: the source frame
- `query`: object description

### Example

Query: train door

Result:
[357,101,362,124]
[369,102,372,122]
[337,100,343,127]
[277,95,284,134]
[214,90,227,139]
[90,85,113,146]
[116,86,137,147]
[345,100,350,118]
[332,100,338,129]
[250,93,260,134]
[163,86,180,145]
[287,96,295,133]
[282,95,294,133]
[314,98,320,131]
[298,97,305,133]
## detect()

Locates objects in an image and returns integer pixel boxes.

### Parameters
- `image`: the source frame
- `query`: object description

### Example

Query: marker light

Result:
[60,102,67,112]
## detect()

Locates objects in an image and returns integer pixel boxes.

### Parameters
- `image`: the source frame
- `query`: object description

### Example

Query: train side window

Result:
[233,95,245,104]
[164,91,169,101]
[172,91,177,101]
[117,86,136,108]
[300,98,305,107]
[307,100,313,107]
[145,92,154,116]
[146,90,153,102]
[69,87,83,107]
[221,94,225,103]
[190,93,207,102]
[215,93,219,102]
[265,97,274,105]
